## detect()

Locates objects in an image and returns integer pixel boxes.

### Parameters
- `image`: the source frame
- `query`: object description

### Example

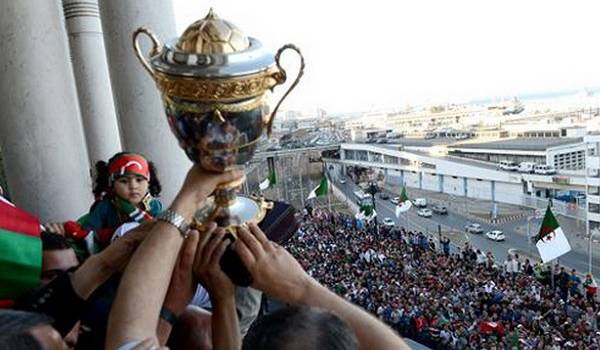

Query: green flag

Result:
[534,205,571,263]
[400,186,409,202]
[360,204,374,216]
[307,175,328,199]
[259,170,277,190]
[396,186,412,217]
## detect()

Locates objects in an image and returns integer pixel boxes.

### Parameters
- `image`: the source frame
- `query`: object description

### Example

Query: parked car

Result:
[417,208,433,217]
[486,230,505,241]
[383,217,395,227]
[379,193,390,200]
[465,223,483,234]
[518,162,536,173]
[431,204,448,214]
[413,198,427,208]
[391,197,400,205]
[534,164,556,175]
[498,160,519,171]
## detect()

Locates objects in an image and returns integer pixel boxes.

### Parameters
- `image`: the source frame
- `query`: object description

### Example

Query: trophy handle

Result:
[266,44,305,136]
[132,27,162,79]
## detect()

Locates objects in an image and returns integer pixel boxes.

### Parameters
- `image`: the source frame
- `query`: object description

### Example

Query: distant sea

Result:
[469,87,600,105]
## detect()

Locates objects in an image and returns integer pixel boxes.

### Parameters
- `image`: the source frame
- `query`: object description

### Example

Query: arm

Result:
[156,230,201,345]
[194,228,240,350]
[14,222,155,336]
[106,165,243,350]
[235,223,410,350]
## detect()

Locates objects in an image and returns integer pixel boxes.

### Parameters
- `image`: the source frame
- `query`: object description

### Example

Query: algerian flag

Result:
[356,204,377,221]
[534,205,571,263]
[307,175,328,200]
[395,186,412,218]
[259,170,277,190]
[0,199,42,300]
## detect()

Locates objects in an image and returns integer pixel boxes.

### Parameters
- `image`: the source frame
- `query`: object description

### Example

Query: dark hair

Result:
[0,310,52,350]
[41,231,71,251]
[92,152,162,198]
[0,333,43,350]
[243,306,358,350]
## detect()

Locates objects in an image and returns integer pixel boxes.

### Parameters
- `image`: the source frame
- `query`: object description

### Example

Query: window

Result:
[589,203,600,214]
[589,186,600,195]
[589,221,600,236]
[589,169,600,178]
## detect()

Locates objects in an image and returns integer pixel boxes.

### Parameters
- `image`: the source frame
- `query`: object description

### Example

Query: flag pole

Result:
[327,184,332,211]
[298,155,305,208]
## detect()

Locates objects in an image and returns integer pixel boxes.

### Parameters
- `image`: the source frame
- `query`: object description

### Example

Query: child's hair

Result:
[92,152,162,198]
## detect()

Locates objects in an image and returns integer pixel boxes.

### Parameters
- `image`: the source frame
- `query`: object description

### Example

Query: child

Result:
[64,152,162,256]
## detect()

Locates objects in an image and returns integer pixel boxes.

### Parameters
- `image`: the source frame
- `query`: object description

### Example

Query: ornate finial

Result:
[176,8,249,54]
[205,7,218,19]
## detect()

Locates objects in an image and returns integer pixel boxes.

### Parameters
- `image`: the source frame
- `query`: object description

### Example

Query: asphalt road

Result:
[336,179,599,276]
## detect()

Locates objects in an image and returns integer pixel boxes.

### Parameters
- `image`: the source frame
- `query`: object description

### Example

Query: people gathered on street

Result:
[289,208,600,350]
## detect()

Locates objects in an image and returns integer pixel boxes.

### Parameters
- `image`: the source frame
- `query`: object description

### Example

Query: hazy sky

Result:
[172,0,600,113]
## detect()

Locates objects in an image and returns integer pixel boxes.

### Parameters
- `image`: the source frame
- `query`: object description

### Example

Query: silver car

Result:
[465,223,483,234]
[417,208,432,218]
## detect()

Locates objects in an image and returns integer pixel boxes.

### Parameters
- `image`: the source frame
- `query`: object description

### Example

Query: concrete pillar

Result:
[63,0,122,164]
[99,0,190,202]
[0,0,92,221]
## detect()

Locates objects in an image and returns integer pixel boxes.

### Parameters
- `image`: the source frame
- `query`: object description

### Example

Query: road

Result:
[336,179,600,276]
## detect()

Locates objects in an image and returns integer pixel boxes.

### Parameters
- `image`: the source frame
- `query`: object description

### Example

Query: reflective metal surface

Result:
[133,9,304,229]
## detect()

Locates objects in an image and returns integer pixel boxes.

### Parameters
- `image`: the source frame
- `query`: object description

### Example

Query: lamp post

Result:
[366,181,379,233]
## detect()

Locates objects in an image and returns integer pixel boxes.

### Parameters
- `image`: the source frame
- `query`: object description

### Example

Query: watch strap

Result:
[156,210,189,238]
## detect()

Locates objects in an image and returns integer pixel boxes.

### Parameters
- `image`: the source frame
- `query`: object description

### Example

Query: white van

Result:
[518,162,536,173]
[534,164,556,175]
[413,198,427,208]
[498,160,518,171]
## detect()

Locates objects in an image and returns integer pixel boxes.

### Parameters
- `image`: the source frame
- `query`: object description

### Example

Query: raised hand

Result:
[193,226,235,301]
[234,222,314,304]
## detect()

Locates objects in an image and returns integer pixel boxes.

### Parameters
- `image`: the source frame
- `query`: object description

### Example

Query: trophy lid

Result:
[149,9,276,80]
[177,8,250,54]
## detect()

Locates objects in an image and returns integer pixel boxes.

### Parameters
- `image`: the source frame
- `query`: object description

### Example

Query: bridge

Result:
[253,144,340,160]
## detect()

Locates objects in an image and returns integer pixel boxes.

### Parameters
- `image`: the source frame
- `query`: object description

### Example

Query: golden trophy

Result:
[133,9,303,229]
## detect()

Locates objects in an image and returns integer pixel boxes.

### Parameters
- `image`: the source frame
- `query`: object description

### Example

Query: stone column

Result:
[99,0,190,202]
[0,1,93,222]
[63,0,122,164]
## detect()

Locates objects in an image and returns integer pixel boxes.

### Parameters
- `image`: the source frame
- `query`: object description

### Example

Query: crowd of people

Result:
[288,208,600,350]
[0,152,410,350]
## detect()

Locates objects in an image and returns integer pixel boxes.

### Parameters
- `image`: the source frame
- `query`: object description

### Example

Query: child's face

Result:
[113,174,149,205]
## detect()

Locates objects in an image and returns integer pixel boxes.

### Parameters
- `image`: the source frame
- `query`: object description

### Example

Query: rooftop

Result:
[447,137,583,152]
[380,137,460,148]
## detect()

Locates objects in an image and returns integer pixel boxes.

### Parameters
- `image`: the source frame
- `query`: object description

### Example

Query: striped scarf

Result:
[113,195,154,224]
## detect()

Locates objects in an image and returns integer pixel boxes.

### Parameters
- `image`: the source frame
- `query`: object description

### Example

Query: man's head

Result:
[0,310,66,350]
[243,306,358,350]
[40,232,78,286]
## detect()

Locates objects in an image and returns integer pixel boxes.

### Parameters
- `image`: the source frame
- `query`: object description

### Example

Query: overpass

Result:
[253,144,340,160]
[325,143,587,220]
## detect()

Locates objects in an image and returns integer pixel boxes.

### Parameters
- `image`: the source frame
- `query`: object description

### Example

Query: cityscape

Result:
[3,1,600,349]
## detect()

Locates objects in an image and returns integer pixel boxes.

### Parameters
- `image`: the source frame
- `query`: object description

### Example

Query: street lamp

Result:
[366,181,379,233]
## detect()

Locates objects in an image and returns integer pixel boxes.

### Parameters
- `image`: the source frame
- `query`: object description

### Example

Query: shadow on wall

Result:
[0,148,9,199]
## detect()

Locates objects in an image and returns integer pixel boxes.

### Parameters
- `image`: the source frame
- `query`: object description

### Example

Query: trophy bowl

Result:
[133,9,304,230]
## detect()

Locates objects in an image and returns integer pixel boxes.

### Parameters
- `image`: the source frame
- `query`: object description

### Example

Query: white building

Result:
[584,134,600,235]
[329,143,587,220]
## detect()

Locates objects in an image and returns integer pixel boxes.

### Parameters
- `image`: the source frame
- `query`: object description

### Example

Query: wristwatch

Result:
[156,210,190,238]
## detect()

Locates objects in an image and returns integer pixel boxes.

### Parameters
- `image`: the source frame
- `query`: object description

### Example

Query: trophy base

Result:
[192,195,272,233]
[191,195,273,287]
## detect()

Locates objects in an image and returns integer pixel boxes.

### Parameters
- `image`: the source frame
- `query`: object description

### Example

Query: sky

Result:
[172,0,600,114]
